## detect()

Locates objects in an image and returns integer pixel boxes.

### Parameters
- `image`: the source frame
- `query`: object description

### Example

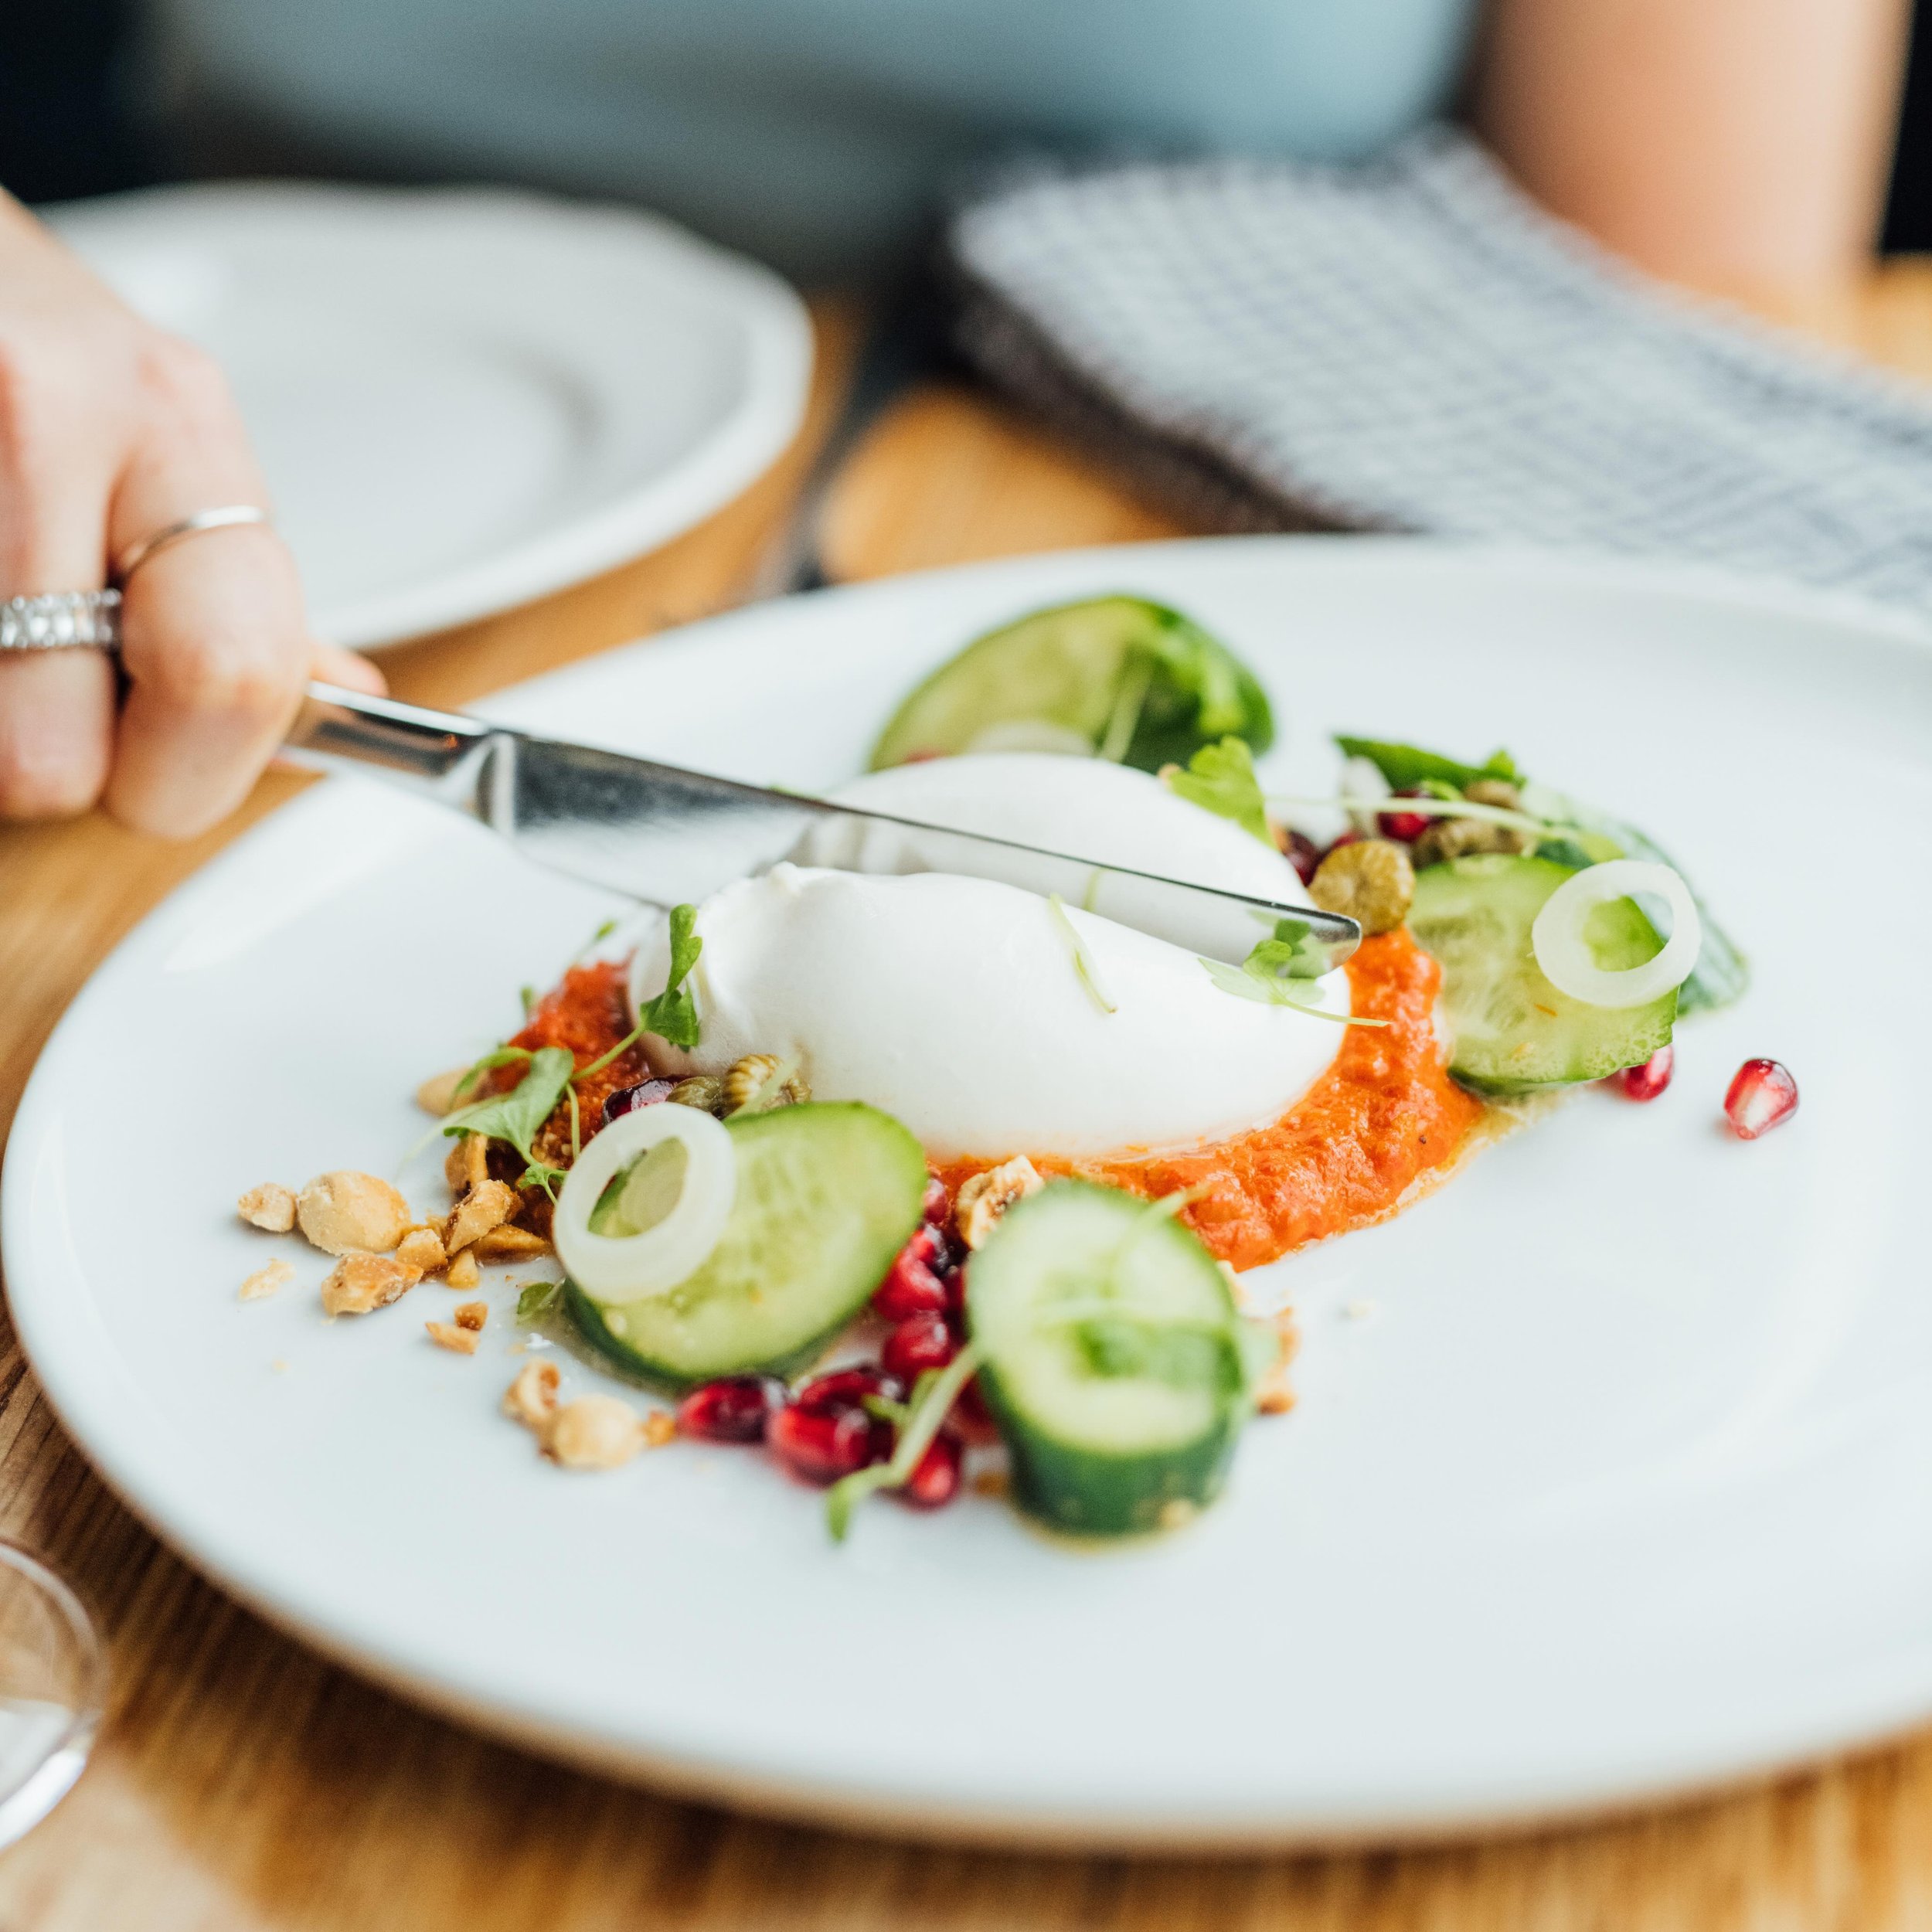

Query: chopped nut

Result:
[296,1171,412,1257]
[426,1321,481,1355]
[445,1249,481,1290]
[955,1155,1046,1250]
[1412,815,1539,869]
[548,1395,645,1470]
[643,1411,678,1448]
[395,1225,448,1274]
[444,1133,491,1196]
[503,1359,560,1430]
[320,1252,423,1316]
[239,1257,294,1302]
[453,1301,488,1333]
[722,1053,810,1114]
[473,1225,550,1263]
[971,1468,1009,1499]
[1254,1365,1297,1415]
[666,1074,726,1116]
[1308,838,1414,936]
[416,1066,473,1117]
[236,1183,298,1234]
[444,1179,518,1254]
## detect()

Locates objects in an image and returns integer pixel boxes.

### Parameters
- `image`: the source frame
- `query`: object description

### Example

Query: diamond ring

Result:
[0,591,122,654]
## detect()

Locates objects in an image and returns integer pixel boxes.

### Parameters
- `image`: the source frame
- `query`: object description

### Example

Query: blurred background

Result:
[6,0,1930,277]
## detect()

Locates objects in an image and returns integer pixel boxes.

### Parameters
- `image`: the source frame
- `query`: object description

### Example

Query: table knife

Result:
[284,682,1360,974]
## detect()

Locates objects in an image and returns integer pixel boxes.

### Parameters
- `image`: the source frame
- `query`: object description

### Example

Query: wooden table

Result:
[3,274,1931,1930]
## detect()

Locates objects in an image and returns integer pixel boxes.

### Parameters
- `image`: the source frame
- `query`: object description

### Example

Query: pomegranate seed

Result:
[601,1077,676,1127]
[922,1175,951,1225]
[768,1402,884,1485]
[1279,828,1321,886]
[895,1433,964,1510]
[1724,1058,1798,1140]
[1614,1045,1674,1102]
[676,1374,785,1443]
[872,1225,950,1321]
[883,1311,957,1384]
[1377,789,1433,843]
[794,1365,903,1411]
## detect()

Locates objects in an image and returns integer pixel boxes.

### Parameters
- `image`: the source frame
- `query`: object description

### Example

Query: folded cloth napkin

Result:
[947,128,1932,604]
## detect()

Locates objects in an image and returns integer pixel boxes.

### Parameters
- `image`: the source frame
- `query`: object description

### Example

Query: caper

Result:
[1412,815,1539,869]
[666,1075,727,1117]
[1308,838,1414,936]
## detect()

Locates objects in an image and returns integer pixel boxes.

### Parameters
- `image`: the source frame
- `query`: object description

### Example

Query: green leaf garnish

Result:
[1162,736,1270,845]
[1334,736,1520,793]
[637,903,703,1052]
[516,1280,563,1325]
[441,1045,575,1168]
[826,1344,985,1542]
[1046,894,1117,1015]
[1199,938,1389,1026]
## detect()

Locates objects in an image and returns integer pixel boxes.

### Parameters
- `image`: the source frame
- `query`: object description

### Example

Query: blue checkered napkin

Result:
[947,128,1932,604]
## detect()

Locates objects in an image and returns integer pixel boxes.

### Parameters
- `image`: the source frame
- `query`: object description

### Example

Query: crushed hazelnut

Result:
[548,1396,645,1470]
[474,1225,549,1263]
[503,1360,560,1431]
[453,1301,487,1333]
[239,1257,293,1302]
[955,1156,1045,1250]
[296,1171,412,1257]
[971,1468,1009,1499]
[236,1183,298,1234]
[643,1411,678,1447]
[425,1321,481,1355]
[444,1179,517,1254]
[1254,1368,1297,1416]
[415,1066,471,1117]
[445,1249,481,1290]
[1308,838,1414,936]
[395,1225,449,1275]
[444,1133,491,1197]
[320,1252,422,1316]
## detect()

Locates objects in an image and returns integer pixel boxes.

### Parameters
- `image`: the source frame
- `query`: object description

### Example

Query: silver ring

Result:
[111,504,270,587]
[0,591,122,654]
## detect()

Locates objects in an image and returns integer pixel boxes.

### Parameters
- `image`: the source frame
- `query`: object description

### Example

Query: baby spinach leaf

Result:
[1163,736,1270,845]
[1334,736,1519,793]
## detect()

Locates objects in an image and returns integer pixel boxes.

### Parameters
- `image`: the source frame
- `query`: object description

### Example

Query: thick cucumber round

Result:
[967,1181,1257,1537]
[568,1102,927,1390]
[1409,855,1675,1094]
[869,596,1273,774]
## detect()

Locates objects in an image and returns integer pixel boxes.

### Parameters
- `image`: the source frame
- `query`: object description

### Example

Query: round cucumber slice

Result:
[567,1101,927,1390]
[1408,854,1675,1094]
[967,1181,1260,1537]
[869,596,1274,774]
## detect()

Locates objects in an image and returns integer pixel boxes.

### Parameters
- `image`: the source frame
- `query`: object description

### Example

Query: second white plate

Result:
[50,183,812,647]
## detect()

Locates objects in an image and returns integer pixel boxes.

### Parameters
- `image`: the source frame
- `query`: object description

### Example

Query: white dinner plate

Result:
[7,539,1932,1847]
[48,183,812,647]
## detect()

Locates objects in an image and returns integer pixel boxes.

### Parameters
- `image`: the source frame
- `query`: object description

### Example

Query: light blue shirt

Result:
[155,0,1479,277]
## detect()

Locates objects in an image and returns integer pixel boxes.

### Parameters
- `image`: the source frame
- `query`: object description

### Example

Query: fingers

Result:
[0,318,120,821]
[105,337,312,839]
[311,642,387,697]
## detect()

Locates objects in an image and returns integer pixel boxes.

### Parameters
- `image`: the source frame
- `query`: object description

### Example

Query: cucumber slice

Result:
[1409,855,1675,1094]
[568,1102,927,1390]
[967,1181,1263,1537]
[869,596,1273,774]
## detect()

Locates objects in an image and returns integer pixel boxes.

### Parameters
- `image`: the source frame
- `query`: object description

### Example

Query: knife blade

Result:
[284,682,1360,974]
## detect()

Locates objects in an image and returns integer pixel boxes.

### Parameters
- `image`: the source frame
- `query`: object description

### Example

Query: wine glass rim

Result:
[0,1539,106,1785]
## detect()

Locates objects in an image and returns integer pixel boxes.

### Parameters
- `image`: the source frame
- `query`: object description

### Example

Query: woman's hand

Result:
[0,192,382,838]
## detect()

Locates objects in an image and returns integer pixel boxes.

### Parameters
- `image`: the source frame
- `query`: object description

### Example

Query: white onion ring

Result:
[553,1104,736,1301]
[1530,860,1702,1010]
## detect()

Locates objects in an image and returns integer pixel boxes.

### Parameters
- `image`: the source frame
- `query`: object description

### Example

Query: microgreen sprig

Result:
[1047,893,1117,1015]
[826,1344,986,1542]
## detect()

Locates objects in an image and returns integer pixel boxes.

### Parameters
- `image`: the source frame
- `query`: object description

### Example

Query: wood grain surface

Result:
[1,274,1930,1930]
